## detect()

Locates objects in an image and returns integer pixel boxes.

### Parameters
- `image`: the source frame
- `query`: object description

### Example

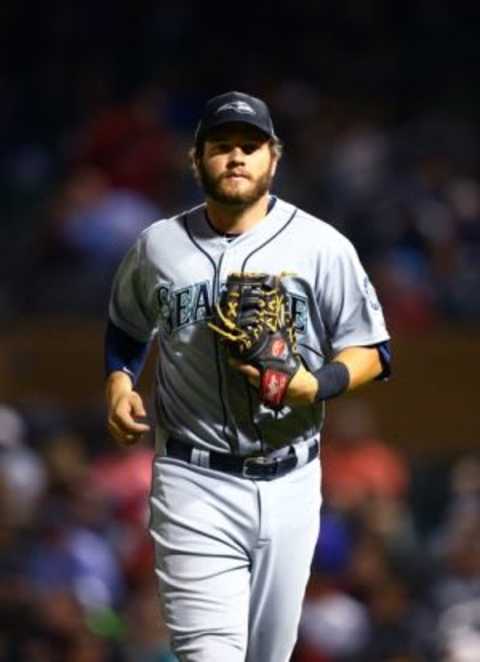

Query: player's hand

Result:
[231,361,318,407]
[106,372,151,446]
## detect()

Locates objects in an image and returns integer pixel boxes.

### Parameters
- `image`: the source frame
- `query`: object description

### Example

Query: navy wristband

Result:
[313,362,350,402]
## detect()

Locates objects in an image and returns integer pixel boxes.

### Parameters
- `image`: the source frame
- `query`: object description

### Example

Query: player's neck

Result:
[205,193,270,235]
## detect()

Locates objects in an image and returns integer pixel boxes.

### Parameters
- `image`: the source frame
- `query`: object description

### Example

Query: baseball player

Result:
[105,91,391,662]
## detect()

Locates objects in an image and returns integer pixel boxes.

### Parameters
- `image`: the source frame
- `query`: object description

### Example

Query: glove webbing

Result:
[209,286,284,353]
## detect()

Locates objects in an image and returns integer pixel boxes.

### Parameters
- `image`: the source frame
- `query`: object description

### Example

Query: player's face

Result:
[197,124,277,206]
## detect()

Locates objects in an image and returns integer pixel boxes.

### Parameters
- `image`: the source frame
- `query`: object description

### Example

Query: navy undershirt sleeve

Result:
[374,340,392,380]
[105,319,150,385]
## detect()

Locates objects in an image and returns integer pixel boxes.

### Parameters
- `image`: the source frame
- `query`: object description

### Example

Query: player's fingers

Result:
[111,406,150,434]
[134,415,151,427]
[116,416,150,434]
[284,364,318,406]
[130,392,148,419]
[107,418,142,446]
[108,413,150,445]
[108,410,148,445]
[128,414,151,431]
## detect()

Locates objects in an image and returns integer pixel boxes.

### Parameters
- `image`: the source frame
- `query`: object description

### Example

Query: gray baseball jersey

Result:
[109,196,389,454]
[109,195,390,662]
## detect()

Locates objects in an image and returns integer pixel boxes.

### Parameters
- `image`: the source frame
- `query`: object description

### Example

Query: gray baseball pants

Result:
[149,448,321,662]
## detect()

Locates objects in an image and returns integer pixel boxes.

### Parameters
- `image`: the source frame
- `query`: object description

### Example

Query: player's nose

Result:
[227,146,246,164]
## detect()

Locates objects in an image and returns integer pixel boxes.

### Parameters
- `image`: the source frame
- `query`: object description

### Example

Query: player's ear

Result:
[270,152,279,179]
[189,146,201,181]
[269,138,282,177]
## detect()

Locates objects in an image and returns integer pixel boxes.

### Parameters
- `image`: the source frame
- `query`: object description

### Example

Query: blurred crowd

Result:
[0,3,479,329]
[1,399,479,661]
[0,402,174,661]
[1,2,479,661]
[294,401,480,662]
[3,84,479,330]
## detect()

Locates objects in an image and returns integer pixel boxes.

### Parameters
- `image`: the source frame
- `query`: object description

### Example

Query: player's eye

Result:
[212,142,233,154]
[241,142,260,154]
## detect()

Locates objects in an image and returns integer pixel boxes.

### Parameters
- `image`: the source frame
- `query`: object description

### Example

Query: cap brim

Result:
[196,117,275,143]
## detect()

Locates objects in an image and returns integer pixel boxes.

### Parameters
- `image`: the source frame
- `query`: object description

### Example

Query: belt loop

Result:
[294,440,309,468]
[191,448,210,468]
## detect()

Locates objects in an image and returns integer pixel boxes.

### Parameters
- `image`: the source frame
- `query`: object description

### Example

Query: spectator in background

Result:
[28,165,160,314]
[0,405,46,528]
[295,399,431,661]
[75,86,174,204]
[87,441,155,588]
[321,399,409,511]
[429,455,480,658]
[123,584,177,662]
[295,573,370,660]
[55,167,160,265]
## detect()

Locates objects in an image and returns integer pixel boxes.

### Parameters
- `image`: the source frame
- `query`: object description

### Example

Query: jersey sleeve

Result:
[321,237,390,355]
[108,236,157,342]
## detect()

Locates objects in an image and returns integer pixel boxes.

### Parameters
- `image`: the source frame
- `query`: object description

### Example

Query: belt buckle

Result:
[242,456,278,480]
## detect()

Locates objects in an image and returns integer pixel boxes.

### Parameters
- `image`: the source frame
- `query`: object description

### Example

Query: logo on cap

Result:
[216,101,255,115]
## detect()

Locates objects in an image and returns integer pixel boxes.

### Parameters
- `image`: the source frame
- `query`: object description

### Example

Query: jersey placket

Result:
[217,240,268,457]
[215,241,243,453]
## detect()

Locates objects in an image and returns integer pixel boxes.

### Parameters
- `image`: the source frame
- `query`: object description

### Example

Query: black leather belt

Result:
[165,437,319,481]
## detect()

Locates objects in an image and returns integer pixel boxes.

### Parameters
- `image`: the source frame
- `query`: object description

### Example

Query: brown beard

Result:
[197,160,275,207]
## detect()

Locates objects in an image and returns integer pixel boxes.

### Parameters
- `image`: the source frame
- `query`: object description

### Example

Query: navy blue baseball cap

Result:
[195,91,277,146]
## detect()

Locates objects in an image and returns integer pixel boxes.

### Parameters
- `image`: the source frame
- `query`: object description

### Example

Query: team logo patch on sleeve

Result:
[363,276,381,311]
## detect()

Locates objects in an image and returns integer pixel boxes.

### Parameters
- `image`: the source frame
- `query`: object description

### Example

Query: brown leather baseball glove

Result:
[208,272,300,409]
